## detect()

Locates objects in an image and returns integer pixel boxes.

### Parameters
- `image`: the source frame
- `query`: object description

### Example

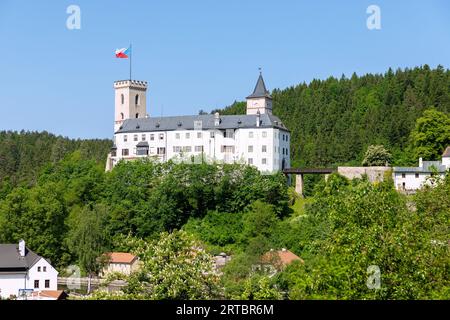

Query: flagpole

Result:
[129,43,132,80]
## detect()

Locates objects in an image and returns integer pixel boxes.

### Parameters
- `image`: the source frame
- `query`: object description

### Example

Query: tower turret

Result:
[114,80,148,132]
[246,72,273,115]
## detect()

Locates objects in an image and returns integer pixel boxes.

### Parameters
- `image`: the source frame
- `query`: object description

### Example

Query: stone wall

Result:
[337,166,391,182]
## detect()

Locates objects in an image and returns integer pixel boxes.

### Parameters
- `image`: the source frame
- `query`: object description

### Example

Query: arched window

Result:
[120,112,124,120]
[121,94,124,105]
[135,94,140,105]
[135,113,139,118]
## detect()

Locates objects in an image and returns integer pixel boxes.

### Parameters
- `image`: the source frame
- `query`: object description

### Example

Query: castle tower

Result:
[246,73,273,115]
[114,80,148,132]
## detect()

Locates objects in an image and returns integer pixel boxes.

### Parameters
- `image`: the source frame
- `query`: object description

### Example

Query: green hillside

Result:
[0,130,112,187]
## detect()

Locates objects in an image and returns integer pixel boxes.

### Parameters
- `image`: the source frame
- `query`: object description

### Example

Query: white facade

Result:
[110,126,290,173]
[107,74,291,173]
[102,261,140,276]
[393,153,450,192]
[0,257,58,299]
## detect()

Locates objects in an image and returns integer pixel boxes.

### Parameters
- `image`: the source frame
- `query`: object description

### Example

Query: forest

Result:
[0,65,449,299]
[214,65,450,167]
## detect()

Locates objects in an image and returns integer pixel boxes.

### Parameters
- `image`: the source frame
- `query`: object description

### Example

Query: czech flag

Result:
[115,47,130,58]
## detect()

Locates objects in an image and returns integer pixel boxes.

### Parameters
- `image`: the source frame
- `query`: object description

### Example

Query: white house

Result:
[393,146,450,192]
[0,240,58,299]
[106,73,291,173]
[100,252,141,277]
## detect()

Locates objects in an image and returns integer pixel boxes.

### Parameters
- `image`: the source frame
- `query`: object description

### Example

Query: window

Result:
[186,133,190,139]
[136,147,149,156]
[197,132,202,139]
[183,146,192,152]
[249,131,254,138]
[142,134,146,141]
[38,267,41,272]
[415,173,419,178]
[159,133,164,140]
[45,280,50,288]
[286,135,289,142]
[157,147,165,155]
[121,94,124,105]
[150,134,155,141]
[262,131,267,138]
[173,146,182,153]
[34,280,39,289]
[402,173,406,178]
[248,158,253,165]
[221,146,234,153]
[262,158,267,165]
[248,145,253,153]
[402,182,406,190]
[43,266,47,272]
[176,133,180,139]
[262,145,267,153]
[135,113,139,118]
[124,135,128,142]
[120,112,124,120]
[135,94,140,105]
[195,146,204,152]
[134,134,138,141]
[122,149,129,156]
[210,131,215,138]
[224,129,234,139]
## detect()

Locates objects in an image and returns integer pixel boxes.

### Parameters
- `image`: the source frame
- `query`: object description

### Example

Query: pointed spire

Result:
[247,71,272,99]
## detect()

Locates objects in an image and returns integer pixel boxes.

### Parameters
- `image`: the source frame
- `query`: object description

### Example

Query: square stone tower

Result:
[114,80,148,132]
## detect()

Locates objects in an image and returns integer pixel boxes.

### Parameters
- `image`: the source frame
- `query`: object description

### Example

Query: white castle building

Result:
[106,74,291,173]
[393,146,450,192]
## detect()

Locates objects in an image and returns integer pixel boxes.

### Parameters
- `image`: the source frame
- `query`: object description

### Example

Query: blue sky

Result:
[0,0,449,139]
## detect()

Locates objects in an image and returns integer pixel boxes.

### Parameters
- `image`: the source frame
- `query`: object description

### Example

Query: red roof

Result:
[104,252,137,264]
[31,290,67,300]
[261,249,304,267]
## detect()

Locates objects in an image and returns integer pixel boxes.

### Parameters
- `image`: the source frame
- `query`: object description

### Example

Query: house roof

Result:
[136,141,149,147]
[261,249,304,267]
[104,252,137,264]
[246,73,272,99]
[394,161,447,173]
[443,146,450,157]
[30,290,67,300]
[0,244,41,271]
[116,113,288,134]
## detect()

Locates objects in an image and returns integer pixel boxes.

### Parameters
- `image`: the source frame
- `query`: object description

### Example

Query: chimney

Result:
[419,157,423,167]
[214,112,220,126]
[18,239,26,257]
[256,110,261,127]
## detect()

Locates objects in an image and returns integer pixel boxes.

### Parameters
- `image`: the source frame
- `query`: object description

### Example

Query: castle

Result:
[106,73,291,173]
